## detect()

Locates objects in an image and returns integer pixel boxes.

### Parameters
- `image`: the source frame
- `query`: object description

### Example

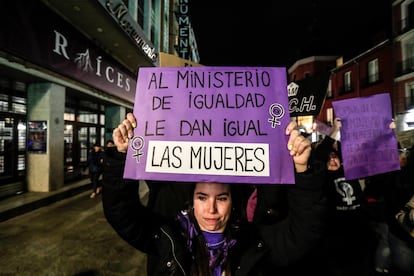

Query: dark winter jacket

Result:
[86,149,103,173]
[102,151,327,276]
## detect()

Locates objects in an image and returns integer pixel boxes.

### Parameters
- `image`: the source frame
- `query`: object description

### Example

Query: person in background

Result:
[102,113,327,275]
[363,171,394,275]
[386,146,414,275]
[105,139,115,148]
[245,184,288,225]
[313,117,373,276]
[86,143,103,199]
[102,139,116,177]
[395,192,414,239]
[361,119,402,275]
[364,146,414,276]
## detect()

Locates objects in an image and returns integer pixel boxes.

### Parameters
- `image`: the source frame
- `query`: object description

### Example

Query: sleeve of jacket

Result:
[102,150,164,254]
[255,161,327,266]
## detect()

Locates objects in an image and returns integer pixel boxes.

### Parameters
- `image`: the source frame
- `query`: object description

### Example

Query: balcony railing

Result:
[395,57,414,77]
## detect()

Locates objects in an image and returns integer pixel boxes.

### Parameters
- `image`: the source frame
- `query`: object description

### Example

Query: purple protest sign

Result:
[314,119,333,136]
[123,66,295,184]
[332,93,400,180]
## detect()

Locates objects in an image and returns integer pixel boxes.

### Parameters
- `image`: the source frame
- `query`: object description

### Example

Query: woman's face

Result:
[327,151,341,171]
[193,182,232,233]
[399,151,408,167]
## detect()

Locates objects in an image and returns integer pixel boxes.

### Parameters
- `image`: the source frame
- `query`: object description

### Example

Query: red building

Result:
[392,0,414,145]
[288,34,413,147]
[287,1,414,148]
[319,40,393,124]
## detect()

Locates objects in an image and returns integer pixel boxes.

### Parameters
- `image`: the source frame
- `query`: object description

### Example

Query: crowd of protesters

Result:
[101,113,414,275]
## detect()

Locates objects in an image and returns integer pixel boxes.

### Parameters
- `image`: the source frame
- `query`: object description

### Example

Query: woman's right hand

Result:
[112,113,137,153]
[285,122,311,173]
[333,117,342,130]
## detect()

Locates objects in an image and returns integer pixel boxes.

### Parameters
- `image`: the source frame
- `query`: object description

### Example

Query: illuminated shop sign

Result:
[0,1,137,102]
[52,30,134,102]
[102,0,158,63]
[178,0,190,60]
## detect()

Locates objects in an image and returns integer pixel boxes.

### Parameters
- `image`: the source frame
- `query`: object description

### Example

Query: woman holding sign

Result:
[102,113,327,275]
[313,117,375,276]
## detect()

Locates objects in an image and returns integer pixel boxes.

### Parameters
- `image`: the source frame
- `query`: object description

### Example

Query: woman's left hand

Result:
[286,121,311,173]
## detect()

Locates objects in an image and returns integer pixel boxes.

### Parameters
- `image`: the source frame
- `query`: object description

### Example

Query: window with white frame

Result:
[406,82,414,108]
[326,107,333,125]
[326,79,332,98]
[404,40,414,69]
[344,71,352,92]
[368,58,379,83]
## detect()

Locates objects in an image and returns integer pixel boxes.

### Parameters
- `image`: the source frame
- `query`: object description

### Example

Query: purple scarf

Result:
[176,210,236,275]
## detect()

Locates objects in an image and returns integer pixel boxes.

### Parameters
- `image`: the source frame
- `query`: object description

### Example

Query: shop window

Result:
[78,112,98,124]
[100,114,106,126]
[13,81,26,92]
[0,98,27,175]
[0,117,26,177]
[0,94,8,111]
[64,94,105,182]
[12,96,26,114]
[79,127,89,163]
[64,107,76,121]
[0,79,26,197]
[80,99,98,110]
[17,154,25,171]
[17,121,26,151]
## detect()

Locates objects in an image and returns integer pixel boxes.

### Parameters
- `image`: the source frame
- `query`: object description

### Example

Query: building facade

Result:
[288,1,414,148]
[319,40,394,126]
[288,41,397,142]
[289,30,414,148]
[392,0,414,145]
[0,0,199,199]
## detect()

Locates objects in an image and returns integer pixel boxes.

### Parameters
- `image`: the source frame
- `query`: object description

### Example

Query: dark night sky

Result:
[188,0,392,68]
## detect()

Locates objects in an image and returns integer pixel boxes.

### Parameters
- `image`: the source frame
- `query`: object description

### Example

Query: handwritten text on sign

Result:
[124,67,294,184]
[332,93,400,180]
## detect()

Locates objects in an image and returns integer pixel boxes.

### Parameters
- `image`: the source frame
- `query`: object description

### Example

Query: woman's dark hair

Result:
[187,182,247,226]
[187,182,246,275]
